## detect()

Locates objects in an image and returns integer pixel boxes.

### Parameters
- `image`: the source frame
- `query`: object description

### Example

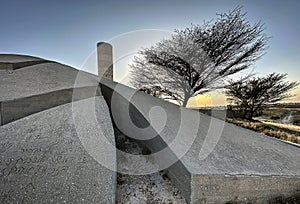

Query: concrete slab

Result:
[0,86,101,125]
[99,78,300,203]
[0,54,101,125]
[0,54,43,63]
[0,59,99,102]
[0,54,47,70]
[0,96,116,203]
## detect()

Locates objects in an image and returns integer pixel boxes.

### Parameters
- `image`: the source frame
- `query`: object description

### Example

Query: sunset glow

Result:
[187,92,227,107]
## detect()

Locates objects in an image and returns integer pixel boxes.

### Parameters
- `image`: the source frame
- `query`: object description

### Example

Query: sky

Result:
[1,0,300,106]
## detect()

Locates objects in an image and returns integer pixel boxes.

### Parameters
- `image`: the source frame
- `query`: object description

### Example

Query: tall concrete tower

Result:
[97,42,113,80]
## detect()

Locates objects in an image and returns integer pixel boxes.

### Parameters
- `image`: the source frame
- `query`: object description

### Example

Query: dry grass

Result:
[261,121,300,133]
[261,108,300,125]
[290,107,300,111]
[262,108,289,120]
[227,118,300,145]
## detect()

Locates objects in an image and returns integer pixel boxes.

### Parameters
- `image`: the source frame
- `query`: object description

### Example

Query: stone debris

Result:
[115,129,186,204]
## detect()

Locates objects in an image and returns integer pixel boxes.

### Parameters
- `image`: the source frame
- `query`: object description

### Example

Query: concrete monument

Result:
[1,49,300,203]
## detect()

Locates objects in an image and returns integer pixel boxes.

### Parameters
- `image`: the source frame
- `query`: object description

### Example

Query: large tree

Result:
[130,7,268,106]
[226,73,298,120]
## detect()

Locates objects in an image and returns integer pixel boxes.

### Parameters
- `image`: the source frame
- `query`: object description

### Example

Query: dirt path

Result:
[281,109,293,124]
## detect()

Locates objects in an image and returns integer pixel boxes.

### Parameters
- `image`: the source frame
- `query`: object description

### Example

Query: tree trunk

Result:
[248,104,256,121]
[242,109,248,119]
[249,110,254,121]
[182,98,189,107]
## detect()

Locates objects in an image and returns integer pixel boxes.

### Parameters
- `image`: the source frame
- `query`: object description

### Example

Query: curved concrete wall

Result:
[0,54,48,70]
[99,77,300,203]
[0,58,101,125]
[0,86,101,125]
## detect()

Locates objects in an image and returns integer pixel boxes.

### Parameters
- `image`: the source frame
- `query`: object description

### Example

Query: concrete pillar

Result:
[97,42,113,80]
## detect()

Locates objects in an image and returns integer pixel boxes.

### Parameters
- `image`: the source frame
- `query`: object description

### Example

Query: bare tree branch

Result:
[226,73,299,120]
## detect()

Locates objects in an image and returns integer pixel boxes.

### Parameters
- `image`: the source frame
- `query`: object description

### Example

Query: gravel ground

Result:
[114,128,187,204]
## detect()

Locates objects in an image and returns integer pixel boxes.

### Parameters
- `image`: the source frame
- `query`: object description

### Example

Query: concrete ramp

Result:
[99,77,300,203]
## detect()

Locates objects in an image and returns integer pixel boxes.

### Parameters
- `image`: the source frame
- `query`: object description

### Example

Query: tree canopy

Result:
[226,73,299,120]
[130,7,268,106]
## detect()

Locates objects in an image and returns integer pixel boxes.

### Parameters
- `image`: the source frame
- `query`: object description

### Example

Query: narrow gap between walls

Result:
[113,127,187,204]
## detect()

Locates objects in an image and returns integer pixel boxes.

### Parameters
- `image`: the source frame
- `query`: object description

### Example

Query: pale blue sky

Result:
[1,0,300,101]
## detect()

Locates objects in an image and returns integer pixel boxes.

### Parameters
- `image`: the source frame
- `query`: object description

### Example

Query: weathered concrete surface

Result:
[0,54,47,70]
[99,78,300,203]
[0,96,116,203]
[0,54,101,125]
[0,54,43,63]
[191,175,300,203]
[0,59,99,101]
[1,86,101,125]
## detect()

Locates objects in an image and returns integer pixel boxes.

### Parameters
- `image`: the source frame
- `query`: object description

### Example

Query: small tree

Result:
[130,7,268,106]
[225,73,298,120]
